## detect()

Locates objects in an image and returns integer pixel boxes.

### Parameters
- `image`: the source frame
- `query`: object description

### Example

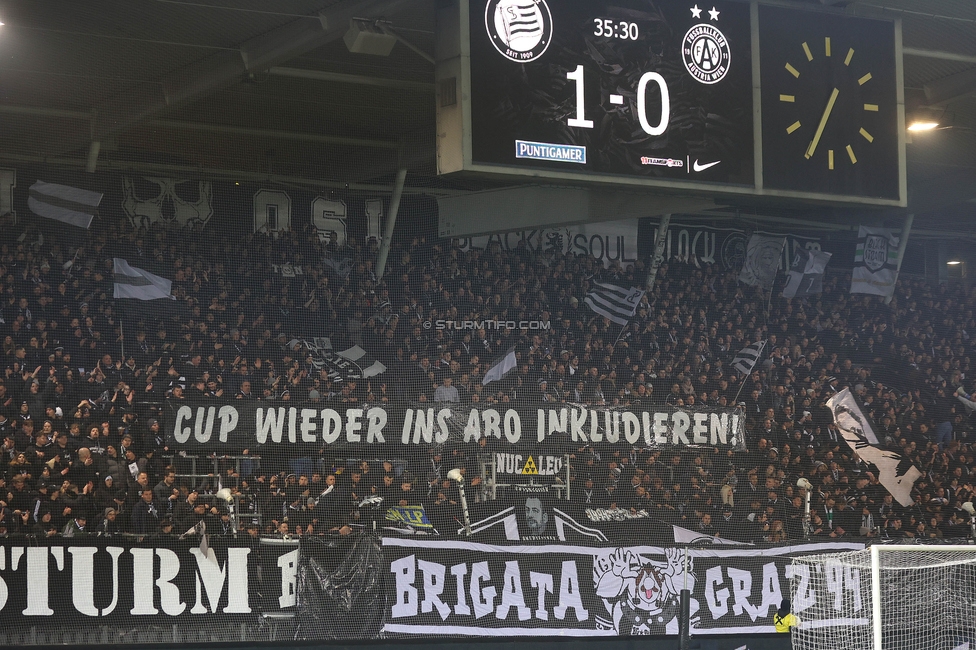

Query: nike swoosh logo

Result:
[693,160,720,172]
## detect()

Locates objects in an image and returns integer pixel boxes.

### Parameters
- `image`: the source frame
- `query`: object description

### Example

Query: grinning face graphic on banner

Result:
[594,548,698,635]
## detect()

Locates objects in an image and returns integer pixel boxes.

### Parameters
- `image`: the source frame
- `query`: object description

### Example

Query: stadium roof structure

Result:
[0,0,972,237]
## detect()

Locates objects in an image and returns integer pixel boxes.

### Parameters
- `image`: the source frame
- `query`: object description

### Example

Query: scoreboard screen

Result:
[436,0,907,207]
[468,0,754,185]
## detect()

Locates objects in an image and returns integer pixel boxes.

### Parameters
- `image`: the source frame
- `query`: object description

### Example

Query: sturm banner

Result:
[381,539,865,637]
[162,400,747,454]
[0,538,289,622]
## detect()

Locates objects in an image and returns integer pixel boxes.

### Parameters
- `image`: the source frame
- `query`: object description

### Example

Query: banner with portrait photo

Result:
[738,235,787,289]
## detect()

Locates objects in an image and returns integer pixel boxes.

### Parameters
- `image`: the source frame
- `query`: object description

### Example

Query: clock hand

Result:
[805,87,840,160]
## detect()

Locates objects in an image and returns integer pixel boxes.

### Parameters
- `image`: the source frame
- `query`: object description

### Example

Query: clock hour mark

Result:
[858,72,873,86]
[785,63,800,78]
[780,95,795,103]
[825,37,831,57]
[787,121,802,134]
[802,42,813,61]
[845,48,855,66]
[846,145,857,164]
[828,150,834,170]
[609,94,624,105]
[864,104,879,112]
[860,128,874,143]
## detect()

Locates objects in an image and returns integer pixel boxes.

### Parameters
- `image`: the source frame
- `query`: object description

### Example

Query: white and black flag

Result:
[482,347,518,385]
[28,181,103,229]
[287,337,386,382]
[827,388,921,507]
[731,340,766,375]
[583,282,643,326]
[782,248,832,298]
[738,234,786,289]
[113,259,174,301]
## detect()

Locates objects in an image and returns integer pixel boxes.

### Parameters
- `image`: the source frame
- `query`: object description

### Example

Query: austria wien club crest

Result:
[682,12,731,85]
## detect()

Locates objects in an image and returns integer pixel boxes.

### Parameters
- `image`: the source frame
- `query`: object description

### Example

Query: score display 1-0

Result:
[566,64,670,137]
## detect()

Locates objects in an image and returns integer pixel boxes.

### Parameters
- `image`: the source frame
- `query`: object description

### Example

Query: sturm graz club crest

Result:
[682,18,731,85]
[863,235,888,272]
[485,0,552,63]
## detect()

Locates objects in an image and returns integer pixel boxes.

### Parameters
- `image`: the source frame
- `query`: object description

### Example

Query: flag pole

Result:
[612,320,629,347]
[731,374,749,406]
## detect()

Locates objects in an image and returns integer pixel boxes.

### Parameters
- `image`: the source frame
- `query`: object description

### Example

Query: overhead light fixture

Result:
[947,260,963,266]
[344,19,397,57]
[907,106,949,133]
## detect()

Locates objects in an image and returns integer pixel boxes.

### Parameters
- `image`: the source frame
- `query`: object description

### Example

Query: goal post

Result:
[791,544,976,650]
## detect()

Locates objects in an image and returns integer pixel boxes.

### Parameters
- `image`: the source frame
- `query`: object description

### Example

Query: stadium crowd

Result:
[0,212,975,543]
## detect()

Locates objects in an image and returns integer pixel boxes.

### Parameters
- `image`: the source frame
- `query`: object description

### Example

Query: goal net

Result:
[791,545,976,650]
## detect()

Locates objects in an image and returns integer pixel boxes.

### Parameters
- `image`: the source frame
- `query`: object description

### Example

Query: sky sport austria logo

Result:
[486,0,553,63]
[682,7,731,85]
[516,140,586,163]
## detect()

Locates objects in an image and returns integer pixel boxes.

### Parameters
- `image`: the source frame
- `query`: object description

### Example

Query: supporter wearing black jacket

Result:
[131,489,161,535]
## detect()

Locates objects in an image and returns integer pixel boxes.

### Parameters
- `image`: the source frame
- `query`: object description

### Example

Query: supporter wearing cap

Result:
[157,518,175,537]
[61,513,88,537]
[32,509,59,537]
[98,507,123,536]
[94,474,126,513]
[716,505,736,538]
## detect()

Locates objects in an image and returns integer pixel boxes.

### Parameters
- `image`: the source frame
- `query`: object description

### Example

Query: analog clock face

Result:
[759,6,900,200]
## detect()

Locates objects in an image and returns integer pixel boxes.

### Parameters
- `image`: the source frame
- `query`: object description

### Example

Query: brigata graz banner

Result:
[0,535,862,641]
[381,539,864,637]
[162,399,746,454]
[0,537,300,622]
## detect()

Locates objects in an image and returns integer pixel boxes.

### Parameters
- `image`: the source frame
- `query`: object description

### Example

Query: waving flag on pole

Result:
[583,282,644,326]
[113,259,173,300]
[482,347,518,385]
[28,181,103,229]
[827,388,921,507]
[782,248,832,298]
[731,341,766,375]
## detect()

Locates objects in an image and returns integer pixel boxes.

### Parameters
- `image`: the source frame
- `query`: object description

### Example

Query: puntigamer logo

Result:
[486,0,553,63]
